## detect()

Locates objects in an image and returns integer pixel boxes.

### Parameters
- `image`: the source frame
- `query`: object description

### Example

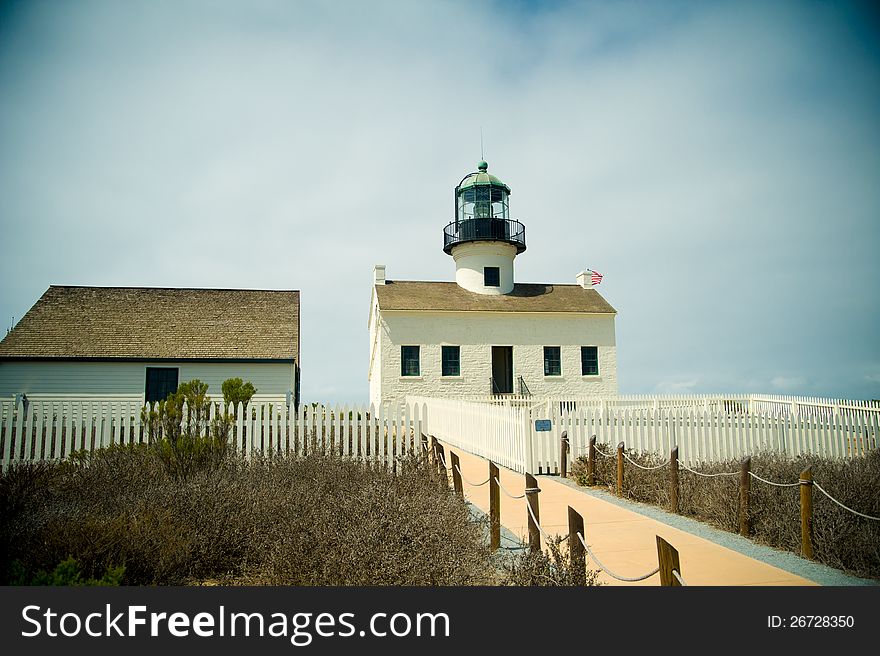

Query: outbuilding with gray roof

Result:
[0,285,300,406]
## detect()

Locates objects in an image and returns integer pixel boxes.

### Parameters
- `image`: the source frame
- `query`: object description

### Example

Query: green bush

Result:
[11,557,124,586]
[222,377,257,411]
[140,379,231,480]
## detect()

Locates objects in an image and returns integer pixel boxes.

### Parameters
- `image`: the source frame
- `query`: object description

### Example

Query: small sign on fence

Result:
[535,419,552,432]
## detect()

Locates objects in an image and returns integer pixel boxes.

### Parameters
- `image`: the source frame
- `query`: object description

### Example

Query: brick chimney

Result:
[374,264,386,286]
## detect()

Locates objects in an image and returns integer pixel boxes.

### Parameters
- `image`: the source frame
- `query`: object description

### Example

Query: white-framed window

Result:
[543,346,561,376]
[581,346,599,376]
[441,345,460,376]
[401,345,420,377]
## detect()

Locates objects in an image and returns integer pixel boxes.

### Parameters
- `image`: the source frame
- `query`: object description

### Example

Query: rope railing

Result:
[576,532,660,582]
[454,464,491,488]
[525,501,553,541]
[439,443,687,584]
[436,451,452,471]
[447,430,876,577]
[591,441,667,470]
[574,437,877,526]
[684,458,880,522]
[575,434,599,454]
[495,476,526,500]
[813,482,880,521]
[586,437,879,557]
[676,460,738,478]
[748,471,799,488]
[622,451,669,471]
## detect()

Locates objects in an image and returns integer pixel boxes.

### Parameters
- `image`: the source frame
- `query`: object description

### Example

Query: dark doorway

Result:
[491,346,513,394]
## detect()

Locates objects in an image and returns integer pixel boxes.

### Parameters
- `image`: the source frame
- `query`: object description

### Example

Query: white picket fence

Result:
[747,395,880,419]
[0,399,427,471]
[412,396,529,473]
[462,393,749,411]
[551,406,878,471]
[463,393,880,418]
[412,395,880,474]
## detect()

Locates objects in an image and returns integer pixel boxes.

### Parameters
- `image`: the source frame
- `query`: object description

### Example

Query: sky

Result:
[1,0,879,403]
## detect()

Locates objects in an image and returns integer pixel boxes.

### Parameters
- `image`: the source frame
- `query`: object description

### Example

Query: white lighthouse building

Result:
[368,161,618,407]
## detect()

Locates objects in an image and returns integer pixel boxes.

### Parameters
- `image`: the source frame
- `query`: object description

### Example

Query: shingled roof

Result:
[375,281,616,314]
[0,286,299,361]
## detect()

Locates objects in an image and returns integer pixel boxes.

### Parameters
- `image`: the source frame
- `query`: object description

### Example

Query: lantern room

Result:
[457,160,510,220]
[443,161,526,256]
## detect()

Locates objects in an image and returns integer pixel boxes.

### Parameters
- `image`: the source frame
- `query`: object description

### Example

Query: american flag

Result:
[589,269,603,286]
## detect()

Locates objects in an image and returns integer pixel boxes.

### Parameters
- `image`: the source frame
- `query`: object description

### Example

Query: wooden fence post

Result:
[616,442,625,497]
[656,536,682,586]
[489,461,500,551]
[421,433,429,456]
[800,466,813,560]
[450,451,463,497]
[669,446,679,514]
[568,506,586,586]
[588,436,596,486]
[739,456,751,536]
[436,443,447,478]
[430,435,437,465]
[560,431,569,478]
[525,473,541,553]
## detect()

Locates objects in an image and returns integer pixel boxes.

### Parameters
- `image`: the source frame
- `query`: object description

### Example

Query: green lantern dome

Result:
[456,161,512,193]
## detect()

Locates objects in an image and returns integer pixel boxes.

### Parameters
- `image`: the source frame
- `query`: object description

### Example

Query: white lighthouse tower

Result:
[443,161,526,295]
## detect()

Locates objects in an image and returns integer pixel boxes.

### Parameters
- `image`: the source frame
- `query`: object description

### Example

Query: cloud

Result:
[1,0,879,402]
[770,376,808,391]
[653,378,699,394]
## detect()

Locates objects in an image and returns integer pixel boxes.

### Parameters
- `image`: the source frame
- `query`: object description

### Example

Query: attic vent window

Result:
[484,267,500,287]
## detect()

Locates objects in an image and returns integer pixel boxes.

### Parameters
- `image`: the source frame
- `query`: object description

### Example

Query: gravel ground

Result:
[545,474,877,586]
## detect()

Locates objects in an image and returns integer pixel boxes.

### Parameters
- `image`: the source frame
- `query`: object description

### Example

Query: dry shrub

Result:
[0,445,261,584]
[747,451,880,577]
[0,445,499,585]
[245,454,495,585]
[0,444,600,586]
[501,536,601,586]
[572,448,880,580]
[571,445,669,507]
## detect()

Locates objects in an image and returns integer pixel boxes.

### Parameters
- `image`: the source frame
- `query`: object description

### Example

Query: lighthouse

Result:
[443,161,526,295]
[368,159,618,407]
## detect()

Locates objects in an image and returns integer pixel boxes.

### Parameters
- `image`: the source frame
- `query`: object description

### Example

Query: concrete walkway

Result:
[442,442,817,586]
